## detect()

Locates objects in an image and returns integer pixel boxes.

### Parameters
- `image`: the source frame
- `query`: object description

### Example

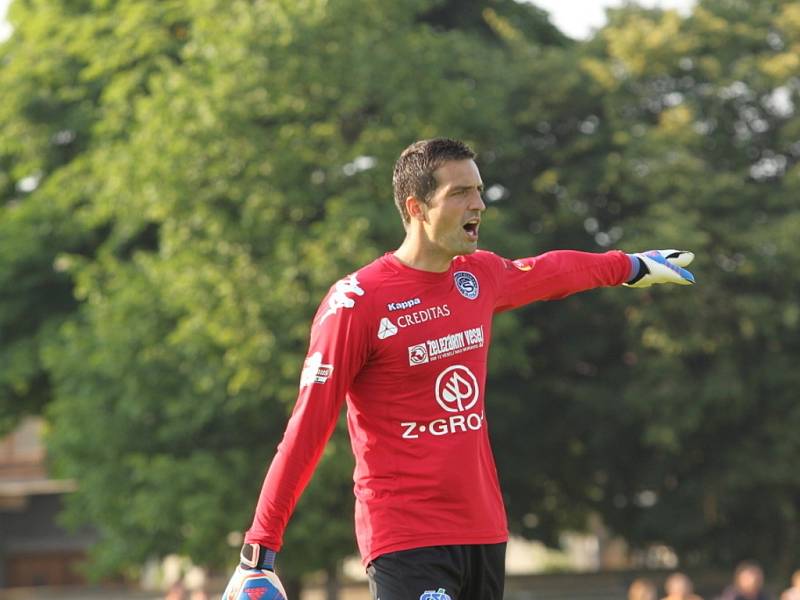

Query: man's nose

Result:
[470,191,486,211]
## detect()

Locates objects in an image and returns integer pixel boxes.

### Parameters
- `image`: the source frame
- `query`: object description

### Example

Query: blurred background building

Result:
[0,419,92,588]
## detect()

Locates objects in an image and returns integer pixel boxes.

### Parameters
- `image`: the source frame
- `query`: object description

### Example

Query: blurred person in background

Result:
[220,138,696,600]
[630,578,659,600]
[780,570,800,600]
[663,572,703,600]
[165,581,186,600]
[720,561,771,600]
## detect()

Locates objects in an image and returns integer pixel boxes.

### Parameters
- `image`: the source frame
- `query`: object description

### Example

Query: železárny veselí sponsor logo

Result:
[407,325,484,366]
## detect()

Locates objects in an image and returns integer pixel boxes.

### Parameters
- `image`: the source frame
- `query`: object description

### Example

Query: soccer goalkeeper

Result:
[221,138,695,600]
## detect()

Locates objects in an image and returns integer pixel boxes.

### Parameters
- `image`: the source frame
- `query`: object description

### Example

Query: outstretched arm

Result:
[490,248,695,313]
[492,249,631,312]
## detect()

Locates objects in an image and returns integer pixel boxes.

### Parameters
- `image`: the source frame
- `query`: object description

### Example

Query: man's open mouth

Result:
[463,219,480,239]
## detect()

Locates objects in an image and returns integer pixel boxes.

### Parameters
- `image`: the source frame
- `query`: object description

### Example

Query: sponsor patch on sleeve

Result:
[300,352,334,387]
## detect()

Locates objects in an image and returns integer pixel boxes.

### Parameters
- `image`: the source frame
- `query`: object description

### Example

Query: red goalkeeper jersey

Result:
[245,249,631,564]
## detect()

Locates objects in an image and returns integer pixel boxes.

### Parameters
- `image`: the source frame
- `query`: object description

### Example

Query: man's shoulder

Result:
[314,256,392,322]
[333,255,393,292]
[454,249,502,269]
[453,250,508,279]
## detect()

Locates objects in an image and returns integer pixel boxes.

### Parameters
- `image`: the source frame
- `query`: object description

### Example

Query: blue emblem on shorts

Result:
[454,271,479,300]
[420,588,452,600]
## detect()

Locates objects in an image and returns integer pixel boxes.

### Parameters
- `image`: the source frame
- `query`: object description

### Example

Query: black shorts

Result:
[367,543,506,600]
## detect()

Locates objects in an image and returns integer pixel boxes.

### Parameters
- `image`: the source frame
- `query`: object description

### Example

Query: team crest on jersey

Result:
[420,588,452,600]
[453,271,479,300]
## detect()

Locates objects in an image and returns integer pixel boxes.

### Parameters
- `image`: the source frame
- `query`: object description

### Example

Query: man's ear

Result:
[405,196,427,223]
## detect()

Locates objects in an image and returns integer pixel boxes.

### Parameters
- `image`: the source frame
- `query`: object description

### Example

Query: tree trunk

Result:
[325,563,340,600]
[283,576,302,600]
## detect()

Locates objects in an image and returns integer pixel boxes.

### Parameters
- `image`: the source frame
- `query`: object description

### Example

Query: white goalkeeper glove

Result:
[625,249,695,288]
[221,544,286,600]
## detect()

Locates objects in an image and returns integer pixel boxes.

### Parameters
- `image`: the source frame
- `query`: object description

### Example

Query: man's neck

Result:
[393,235,453,273]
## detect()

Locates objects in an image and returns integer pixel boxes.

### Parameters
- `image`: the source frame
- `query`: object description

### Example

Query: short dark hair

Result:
[392,138,476,223]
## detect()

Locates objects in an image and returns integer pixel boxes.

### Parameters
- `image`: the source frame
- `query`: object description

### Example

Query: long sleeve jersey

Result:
[245,249,631,564]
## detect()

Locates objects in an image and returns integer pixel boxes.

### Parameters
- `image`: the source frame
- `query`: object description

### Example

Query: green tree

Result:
[0,0,194,433]
[520,0,800,573]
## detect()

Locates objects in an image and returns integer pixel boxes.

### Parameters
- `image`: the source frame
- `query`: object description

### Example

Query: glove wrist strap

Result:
[626,257,649,285]
[240,543,276,570]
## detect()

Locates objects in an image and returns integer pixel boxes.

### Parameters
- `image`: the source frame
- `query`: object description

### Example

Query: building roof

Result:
[0,417,77,505]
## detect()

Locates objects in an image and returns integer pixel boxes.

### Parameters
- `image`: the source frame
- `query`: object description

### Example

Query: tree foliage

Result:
[489,0,800,574]
[0,0,798,583]
[577,0,800,571]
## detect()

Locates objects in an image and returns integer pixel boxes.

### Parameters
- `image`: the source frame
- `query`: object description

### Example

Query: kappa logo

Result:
[454,271,479,300]
[318,274,364,324]
[420,589,452,600]
[387,297,421,311]
[300,352,334,387]
[377,317,398,340]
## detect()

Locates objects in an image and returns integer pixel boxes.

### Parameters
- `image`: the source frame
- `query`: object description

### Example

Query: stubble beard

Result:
[449,234,479,257]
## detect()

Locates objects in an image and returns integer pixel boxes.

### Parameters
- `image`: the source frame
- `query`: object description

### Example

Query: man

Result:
[780,569,800,600]
[629,578,658,600]
[662,572,703,600]
[720,562,771,600]
[222,138,695,600]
